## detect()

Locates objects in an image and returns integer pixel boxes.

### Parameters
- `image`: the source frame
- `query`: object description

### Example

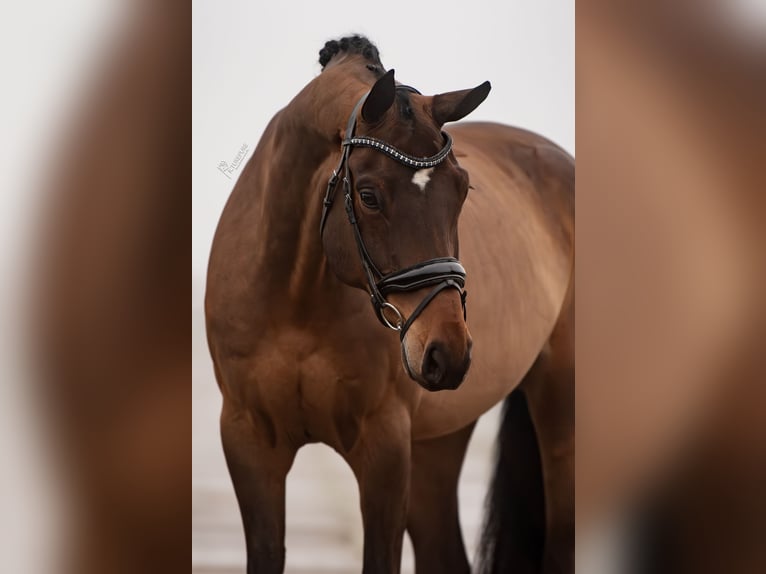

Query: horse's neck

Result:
[249,69,367,301]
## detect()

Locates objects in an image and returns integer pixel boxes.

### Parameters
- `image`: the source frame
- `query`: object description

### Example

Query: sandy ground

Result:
[192,305,500,573]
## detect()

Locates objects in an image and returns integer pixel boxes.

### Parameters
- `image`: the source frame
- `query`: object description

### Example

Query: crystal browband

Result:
[343,132,453,169]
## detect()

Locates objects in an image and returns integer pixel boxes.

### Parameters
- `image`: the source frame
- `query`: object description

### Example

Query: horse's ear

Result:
[361,69,396,124]
[432,81,492,125]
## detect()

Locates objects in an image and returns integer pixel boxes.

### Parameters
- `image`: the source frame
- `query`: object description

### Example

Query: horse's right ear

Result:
[361,69,396,124]
[432,81,492,125]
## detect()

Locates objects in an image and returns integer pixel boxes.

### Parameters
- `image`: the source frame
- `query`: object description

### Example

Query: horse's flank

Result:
[413,121,573,436]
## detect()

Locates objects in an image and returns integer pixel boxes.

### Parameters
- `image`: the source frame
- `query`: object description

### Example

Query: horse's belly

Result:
[410,287,566,439]
[411,180,572,438]
[410,320,545,439]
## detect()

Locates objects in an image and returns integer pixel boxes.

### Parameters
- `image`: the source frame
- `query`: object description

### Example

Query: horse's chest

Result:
[252,332,391,449]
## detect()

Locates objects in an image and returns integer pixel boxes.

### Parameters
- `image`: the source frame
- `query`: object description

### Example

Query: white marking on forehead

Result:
[411,168,434,191]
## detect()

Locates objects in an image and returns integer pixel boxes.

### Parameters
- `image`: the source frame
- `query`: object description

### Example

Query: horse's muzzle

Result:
[419,337,473,391]
[402,330,472,391]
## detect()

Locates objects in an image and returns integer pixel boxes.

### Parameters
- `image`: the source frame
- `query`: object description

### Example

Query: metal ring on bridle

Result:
[379,302,404,331]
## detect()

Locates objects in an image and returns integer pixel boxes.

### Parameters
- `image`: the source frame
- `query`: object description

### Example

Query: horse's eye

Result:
[359,190,380,210]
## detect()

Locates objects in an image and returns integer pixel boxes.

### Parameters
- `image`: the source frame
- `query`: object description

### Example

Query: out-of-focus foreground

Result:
[576,2,766,573]
[0,1,189,573]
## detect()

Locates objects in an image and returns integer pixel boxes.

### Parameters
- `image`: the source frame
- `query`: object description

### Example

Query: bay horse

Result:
[205,36,574,574]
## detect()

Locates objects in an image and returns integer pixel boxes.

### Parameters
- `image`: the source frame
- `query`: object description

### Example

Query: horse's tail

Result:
[476,368,546,574]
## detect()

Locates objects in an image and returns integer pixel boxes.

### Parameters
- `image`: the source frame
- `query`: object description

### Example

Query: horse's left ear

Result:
[362,69,396,124]
[432,81,491,125]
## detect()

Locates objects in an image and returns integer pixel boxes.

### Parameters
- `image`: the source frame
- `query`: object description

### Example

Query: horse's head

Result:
[321,69,490,391]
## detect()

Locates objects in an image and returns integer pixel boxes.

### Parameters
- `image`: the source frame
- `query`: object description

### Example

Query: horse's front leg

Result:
[347,405,412,574]
[407,422,476,574]
[220,398,297,574]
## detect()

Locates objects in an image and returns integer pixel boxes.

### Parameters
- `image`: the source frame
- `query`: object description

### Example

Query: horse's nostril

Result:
[422,342,447,387]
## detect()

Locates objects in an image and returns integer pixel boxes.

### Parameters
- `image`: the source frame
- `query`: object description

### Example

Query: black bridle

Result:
[319,85,467,341]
